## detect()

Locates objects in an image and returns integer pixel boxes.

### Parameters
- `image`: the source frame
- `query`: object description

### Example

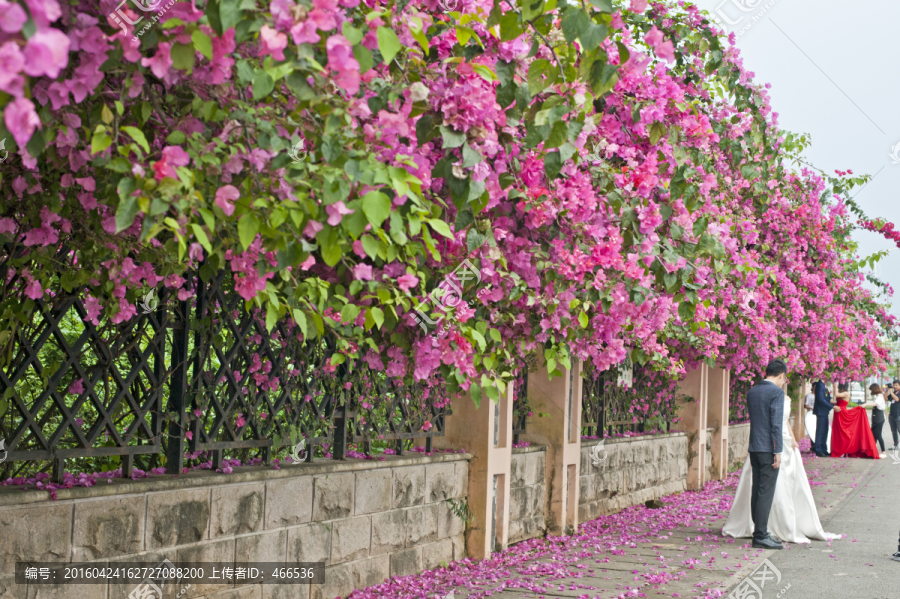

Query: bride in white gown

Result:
[723,395,840,543]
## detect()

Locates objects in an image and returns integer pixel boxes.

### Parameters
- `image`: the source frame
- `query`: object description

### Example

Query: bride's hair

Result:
[838,383,849,392]
[870,384,882,395]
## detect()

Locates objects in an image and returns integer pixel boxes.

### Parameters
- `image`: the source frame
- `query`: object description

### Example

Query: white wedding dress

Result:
[722,396,840,543]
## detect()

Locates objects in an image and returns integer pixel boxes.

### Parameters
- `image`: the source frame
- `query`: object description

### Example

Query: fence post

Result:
[165,298,189,475]
[672,363,709,490]
[707,367,729,481]
[522,359,583,536]
[332,404,348,460]
[433,379,512,559]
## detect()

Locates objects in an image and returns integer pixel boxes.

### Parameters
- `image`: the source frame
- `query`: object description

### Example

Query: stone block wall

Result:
[0,453,470,599]
[578,433,689,522]
[727,423,751,471]
[508,446,547,544]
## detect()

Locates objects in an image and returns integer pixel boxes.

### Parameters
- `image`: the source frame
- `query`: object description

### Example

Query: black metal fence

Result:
[0,270,448,482]
[581,362,674,437]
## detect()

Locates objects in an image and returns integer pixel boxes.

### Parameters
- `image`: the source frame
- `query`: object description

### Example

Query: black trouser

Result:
[872,414,886,452]
[749,451,779,540]
[814,412,830,455]
[890,413,900,448]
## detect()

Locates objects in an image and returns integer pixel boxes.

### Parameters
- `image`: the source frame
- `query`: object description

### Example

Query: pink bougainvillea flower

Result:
[352,263,373,281]
[259,25,288,61]
[629,0,648,11]
[303,219,324,238]
[324,200,354,226]
[141,42,172,79]
[325,34,360,95]
[0,1,27,33]
[0,40,24,90]
[397,273,419,292]
[0,217,16,235]
[68,379,84,395]
[185,431,193,440]
[645,26,676,63]
[162,145,190,166]
[4,96,41,146]
[299,255,315,270]
[215,184,240,216]
[24,278,43,299]
[23,27,70,78]
[235,413,246,428]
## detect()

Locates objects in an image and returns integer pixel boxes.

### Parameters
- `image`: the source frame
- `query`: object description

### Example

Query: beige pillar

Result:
[706,367,729,481]
[793,381,810,441]
[434,381,513,559]
[673,364,709,490]
[523,359,583,536]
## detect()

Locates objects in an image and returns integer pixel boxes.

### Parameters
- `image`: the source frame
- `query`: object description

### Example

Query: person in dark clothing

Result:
[746,359,788,550]
[812,379,839,457]
[885,380,900,450]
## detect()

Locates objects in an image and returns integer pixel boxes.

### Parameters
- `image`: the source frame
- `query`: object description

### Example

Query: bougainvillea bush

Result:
[0,0,894,425]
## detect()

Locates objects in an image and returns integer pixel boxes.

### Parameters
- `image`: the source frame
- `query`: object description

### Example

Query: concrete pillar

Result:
[522,359,583,536]
[434,381,512,559]
[793,381,810,441]
[673,364,709,490]
[706,367,729,481]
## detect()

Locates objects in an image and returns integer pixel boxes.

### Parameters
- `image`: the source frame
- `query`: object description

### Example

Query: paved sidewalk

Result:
[352,445,893,599]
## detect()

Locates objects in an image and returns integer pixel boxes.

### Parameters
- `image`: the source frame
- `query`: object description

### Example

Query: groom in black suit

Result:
[812,379,839,457]
[746,359,787,550]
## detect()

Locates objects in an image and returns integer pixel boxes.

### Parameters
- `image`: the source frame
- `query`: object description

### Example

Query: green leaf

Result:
[341,303,361,325]
[361,235,380,259]
[190,223,213,254]
[469,383,482,408]
[252,71,275,100]
[361,191,391,227]
[266,302,279,332]
[466,228,487,252]
[238,214,260,250]
[427,219,454,239]
[353,45,373,74]
[166,131,186,144]
[218,0,242,31]
[191,30,213,59]
[342,22,364,45]
[649,122,667,145]
[499,11,525,41]
[544,121,568,149]
[115,196,140,233]
[377,27,401,64]
[578,311,589,328]
[121,126,150,153]
[105,157,132,173]
[91,130,112,155]
[462,144,483,168]
[171,42,195,73]
[370,306,385,330]
[527,59,554,96]
[590,0,612,10]
[291,309,309,338]
[440,125,466,149]
[580,23,609,52]
[561,8,591,44]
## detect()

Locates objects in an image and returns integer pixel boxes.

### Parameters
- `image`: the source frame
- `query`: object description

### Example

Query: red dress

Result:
[830,398,880,459]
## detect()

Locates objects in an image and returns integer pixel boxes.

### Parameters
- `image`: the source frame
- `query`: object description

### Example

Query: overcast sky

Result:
[686,0,900,319]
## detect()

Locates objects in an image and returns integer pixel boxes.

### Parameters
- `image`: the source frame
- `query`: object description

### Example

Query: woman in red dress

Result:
[830,383,881,459]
